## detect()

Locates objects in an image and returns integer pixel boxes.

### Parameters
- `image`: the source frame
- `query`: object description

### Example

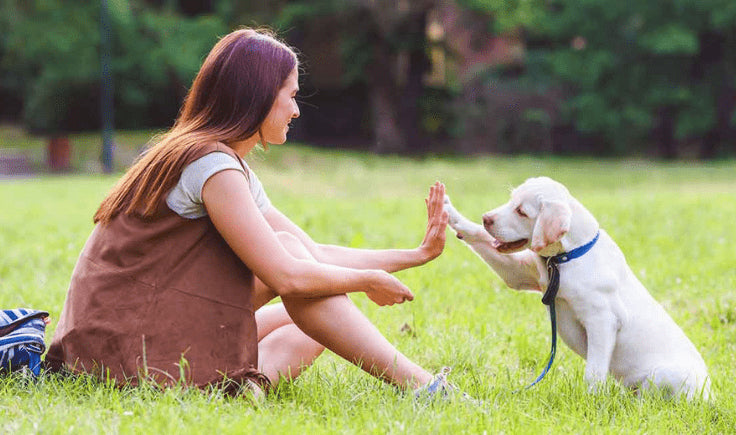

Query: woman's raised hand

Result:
[418,181,449,262]
[364,270,414,306]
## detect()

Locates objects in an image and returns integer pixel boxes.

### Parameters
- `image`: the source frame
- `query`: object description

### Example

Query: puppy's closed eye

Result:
[515,206,528,218]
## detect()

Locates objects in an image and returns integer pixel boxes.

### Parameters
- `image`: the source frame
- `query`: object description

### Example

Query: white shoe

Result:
[413,367,479,404]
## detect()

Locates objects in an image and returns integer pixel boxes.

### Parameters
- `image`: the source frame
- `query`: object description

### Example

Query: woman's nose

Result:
[293,101,300,118]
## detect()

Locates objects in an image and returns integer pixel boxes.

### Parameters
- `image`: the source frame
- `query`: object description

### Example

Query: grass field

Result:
[1,131,735,433]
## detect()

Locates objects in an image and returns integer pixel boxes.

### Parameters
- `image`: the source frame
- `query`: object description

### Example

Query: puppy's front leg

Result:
[581,314,619,390]
[444,196,545,291]
[443,196,491,243]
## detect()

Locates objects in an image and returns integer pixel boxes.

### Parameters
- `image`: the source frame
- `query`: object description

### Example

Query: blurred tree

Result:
[439,0,562,155]
[3,0,733,158]
[273,0,436,154]
[0,0,101,170]
[0,0,100,133]
[109,2,226,128]
[522,0,736,158]
[456,0,547,33]
[0,0,227,134]
[0,4,23,123]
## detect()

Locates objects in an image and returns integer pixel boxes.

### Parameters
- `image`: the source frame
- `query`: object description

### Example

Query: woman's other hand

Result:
[418,182,449,262]
[364,270,414,306]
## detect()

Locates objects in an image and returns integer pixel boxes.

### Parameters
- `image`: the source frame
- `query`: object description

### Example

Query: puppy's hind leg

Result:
[641,366,709,401]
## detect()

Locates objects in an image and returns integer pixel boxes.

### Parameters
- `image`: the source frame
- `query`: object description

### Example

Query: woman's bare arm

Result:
[263,182,449,273]
[202,169,414,306]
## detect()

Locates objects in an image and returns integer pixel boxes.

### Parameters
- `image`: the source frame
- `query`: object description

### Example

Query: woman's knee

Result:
[280,293,352,332]
[258,323,325,383]
[256,303,294,341]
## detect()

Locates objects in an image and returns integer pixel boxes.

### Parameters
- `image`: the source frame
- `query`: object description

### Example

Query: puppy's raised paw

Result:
[442,196,461,225]
[443,197,489,243]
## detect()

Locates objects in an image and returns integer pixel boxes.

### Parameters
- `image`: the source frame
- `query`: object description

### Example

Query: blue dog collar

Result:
[548,230,600,265]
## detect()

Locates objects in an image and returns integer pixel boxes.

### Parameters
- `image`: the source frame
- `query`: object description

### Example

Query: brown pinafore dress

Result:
[46,143,267,391]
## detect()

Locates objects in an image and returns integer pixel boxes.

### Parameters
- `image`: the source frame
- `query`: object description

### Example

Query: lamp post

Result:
[100,0,114,173]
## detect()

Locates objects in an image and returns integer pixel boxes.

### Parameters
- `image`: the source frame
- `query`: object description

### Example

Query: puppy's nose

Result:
[482,214,494,229]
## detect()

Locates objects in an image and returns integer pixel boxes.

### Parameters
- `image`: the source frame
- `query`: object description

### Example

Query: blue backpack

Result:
[0,308,49,377]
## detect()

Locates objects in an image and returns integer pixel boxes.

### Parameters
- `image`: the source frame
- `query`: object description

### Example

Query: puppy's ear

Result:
[531,200,571,253]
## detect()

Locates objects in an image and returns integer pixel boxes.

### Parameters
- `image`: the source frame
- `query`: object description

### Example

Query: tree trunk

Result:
[370,80,406,154]
[361,1,434,154]
[398,10,431,153]
[654,106,677,159]
[700,84,735,159]
[368,44,406,154]
[48,135,71,171]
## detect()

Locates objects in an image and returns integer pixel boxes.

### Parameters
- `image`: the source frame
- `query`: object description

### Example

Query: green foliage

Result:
[523,0,736,153]
[272,0,432,86]
[271,0,345,30]
[2,0,735,157]
[0,0,100,132]
[0,0,229,133]
[109,4,227,128]
[457,0,547,33]
[638,24,699,55]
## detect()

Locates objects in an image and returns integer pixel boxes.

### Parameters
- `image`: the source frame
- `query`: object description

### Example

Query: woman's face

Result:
[261,67,300,145]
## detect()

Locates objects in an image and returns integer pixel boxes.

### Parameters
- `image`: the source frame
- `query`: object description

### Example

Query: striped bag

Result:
[0,309,49,377]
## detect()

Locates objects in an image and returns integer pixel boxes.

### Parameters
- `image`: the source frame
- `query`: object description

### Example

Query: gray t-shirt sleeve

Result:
[166,152,272,219]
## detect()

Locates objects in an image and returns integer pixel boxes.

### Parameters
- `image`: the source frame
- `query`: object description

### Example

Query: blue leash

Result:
[522,231,600,390]
[522,259,560,390]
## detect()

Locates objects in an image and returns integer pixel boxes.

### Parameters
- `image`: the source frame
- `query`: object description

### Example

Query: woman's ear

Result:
[531,200,571,253]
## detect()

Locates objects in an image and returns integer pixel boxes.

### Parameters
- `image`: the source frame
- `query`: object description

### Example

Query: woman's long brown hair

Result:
[94,28,297,224]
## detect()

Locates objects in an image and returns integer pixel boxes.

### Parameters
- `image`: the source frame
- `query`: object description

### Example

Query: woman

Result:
[46,28,451,396]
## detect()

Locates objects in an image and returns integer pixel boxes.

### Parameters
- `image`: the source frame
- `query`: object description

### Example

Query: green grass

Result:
[1,131,736,433]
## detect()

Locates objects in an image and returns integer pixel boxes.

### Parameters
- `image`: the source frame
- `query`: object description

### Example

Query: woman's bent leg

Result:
[281,293,433,389]
[254,232,432,389]
[256,303,325,384]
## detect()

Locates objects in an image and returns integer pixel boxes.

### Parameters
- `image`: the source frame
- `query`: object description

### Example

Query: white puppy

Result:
[444,176,710,400]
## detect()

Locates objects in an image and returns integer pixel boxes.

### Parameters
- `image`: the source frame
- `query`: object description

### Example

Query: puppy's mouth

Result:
[491,238,529,253]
